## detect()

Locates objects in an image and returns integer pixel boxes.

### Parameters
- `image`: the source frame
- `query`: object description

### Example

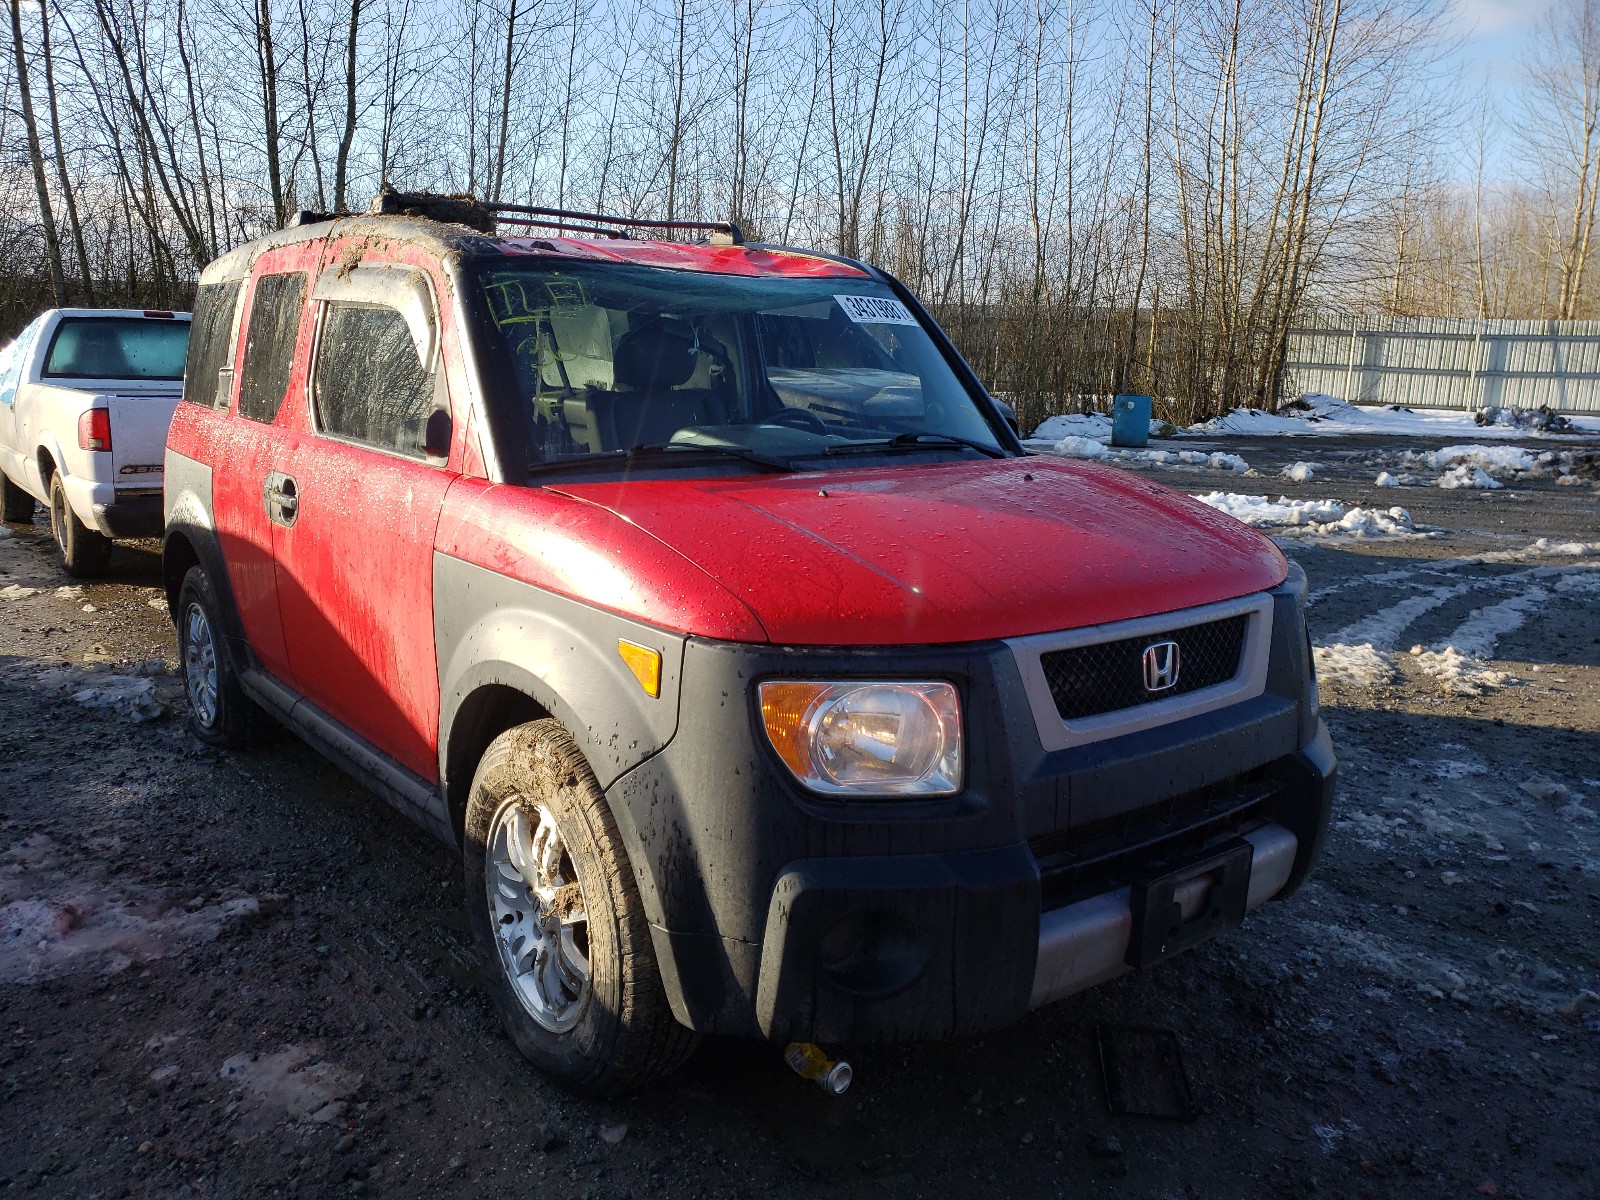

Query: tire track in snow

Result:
[1312,563,1600,691]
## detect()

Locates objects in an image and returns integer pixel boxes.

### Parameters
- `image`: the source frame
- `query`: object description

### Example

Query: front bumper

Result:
[610,567,1334,1043]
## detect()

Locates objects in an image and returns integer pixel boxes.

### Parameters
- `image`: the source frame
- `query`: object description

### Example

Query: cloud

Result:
[1451,0,1552,36]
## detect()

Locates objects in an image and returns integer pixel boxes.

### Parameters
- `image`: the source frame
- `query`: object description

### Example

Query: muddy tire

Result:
[177,565,258,748]
[464,720,699,1097]
[0,473,33,522]
[48,472,111,577]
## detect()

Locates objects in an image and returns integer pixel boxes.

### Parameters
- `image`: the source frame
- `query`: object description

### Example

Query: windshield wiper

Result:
[527,442,797,478]
[823,432,1007,459]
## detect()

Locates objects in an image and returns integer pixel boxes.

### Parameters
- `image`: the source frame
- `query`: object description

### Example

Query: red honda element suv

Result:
[163,191,1334,1096]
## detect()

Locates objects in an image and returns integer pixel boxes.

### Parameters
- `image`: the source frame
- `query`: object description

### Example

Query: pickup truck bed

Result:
[0,308,191,575]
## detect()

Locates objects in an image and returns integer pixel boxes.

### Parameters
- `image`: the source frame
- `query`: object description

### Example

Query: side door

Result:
[211,249,320,681]
[272,256,459,781]
[0,315,46,490]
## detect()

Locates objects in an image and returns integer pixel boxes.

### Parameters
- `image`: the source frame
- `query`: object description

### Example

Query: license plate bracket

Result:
[1125,839,1253,969]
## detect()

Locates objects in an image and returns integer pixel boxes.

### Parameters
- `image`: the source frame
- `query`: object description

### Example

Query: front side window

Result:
[313,302,438,458]
[467,261,1006,475]
[0,315,46,405]
[238,273,308,424]
[43,317,190,381]
[184,280,243,409]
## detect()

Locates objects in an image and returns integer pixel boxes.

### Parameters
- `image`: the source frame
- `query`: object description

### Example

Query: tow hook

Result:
[784,1042,852,1094]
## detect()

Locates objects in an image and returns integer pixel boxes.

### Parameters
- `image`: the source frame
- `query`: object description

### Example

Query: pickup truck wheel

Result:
[177,565,257,748]
[48,473,112,577]
[1,474,33,522]
[464,720,699,1096]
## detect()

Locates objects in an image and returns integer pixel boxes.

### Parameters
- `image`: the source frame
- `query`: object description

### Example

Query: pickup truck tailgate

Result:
[106,390,182,487]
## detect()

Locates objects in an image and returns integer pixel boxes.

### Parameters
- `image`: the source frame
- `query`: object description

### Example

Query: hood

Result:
[550,456,1286,645]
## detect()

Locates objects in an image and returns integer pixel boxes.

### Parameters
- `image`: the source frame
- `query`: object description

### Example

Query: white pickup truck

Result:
[0,308,191,576]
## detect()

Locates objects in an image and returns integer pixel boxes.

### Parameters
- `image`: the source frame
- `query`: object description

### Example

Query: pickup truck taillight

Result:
[78,408,112,451]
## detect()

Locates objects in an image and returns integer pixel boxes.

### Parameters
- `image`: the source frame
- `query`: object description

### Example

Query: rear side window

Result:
[313,302,437,458]
[238,273,308,424]
[42,317,190,381]
[184,280,243,409]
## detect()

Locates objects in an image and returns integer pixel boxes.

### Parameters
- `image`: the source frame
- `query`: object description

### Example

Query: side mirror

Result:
[424,408,452,460]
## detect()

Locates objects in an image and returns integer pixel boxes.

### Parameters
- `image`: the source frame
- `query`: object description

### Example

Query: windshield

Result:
[42,316,190,381]
[467,261,1006,474]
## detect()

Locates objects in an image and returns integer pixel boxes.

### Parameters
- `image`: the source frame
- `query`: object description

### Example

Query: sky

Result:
[1445,0,1553,179]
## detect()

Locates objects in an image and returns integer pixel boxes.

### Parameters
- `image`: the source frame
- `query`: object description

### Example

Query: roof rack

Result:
[486,201,745,246]
[366,187,744,245]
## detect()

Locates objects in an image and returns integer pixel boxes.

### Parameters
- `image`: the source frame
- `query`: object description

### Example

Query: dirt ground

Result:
[2,430,1598,1200]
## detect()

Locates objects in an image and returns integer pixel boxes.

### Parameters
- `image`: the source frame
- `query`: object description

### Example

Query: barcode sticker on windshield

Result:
[836,294,919,326]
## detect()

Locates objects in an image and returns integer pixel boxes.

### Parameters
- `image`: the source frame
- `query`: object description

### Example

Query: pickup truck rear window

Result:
[42,317,190,381]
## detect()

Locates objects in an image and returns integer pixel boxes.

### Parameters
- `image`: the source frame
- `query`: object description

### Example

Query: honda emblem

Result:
[1142,641,1181,692]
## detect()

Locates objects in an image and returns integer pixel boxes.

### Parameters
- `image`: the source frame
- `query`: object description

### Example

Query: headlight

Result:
[758,680,963,796]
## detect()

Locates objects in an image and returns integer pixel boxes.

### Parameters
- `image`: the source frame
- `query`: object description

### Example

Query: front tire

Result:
[48,472,111,577]
[177,565,257,748]
[0,473,33,522]
[464,720,699,1096]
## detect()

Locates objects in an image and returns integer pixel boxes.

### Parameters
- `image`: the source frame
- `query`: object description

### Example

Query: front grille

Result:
[1040,613,1248,721]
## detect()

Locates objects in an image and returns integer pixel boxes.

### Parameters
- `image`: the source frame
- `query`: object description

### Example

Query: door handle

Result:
[264,472,299,526]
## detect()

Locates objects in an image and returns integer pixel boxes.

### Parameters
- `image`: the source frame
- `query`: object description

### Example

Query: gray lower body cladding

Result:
[611,566,1333,1042]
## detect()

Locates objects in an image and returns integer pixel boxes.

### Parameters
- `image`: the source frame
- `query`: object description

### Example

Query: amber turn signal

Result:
[617,640,662,698]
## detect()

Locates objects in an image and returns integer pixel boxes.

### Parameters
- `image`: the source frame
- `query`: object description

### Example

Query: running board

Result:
[241,669,456,849]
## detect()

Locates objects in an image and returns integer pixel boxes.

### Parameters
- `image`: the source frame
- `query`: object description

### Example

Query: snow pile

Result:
[1475,405,1583,433]
[67,676,165,723]
[1281,461,1317,482]
[1190,393,1600,439]
[1194,492,1419,537]
[1426,444,1536,474]
[1046,440,1250,472]
[1525,538,1600,557]
[1409,646,1514,696]
[1049,435,1109,459]
[1375,472,1400,487]
[35,665,169,723]
[1031,411,1170,442]
[1313,643,1395,687]
[1402,587,1547,696]
[1435,464,1501,490]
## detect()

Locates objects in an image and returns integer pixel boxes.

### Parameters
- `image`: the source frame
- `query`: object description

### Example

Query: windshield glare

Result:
[469,262,1004,471]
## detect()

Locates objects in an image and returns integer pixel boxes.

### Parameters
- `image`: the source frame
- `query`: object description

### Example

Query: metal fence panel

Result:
[1282,317,1600,414]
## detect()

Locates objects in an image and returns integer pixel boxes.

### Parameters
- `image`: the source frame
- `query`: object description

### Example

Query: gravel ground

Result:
[2,430,1598,1200]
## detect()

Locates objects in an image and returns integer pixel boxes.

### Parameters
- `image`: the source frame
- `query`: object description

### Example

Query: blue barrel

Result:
[1111,393,1152,447]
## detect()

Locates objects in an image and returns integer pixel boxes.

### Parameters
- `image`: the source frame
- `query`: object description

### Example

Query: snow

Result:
[1281,461,1317,482]
[1435,464,1502,490]
[1313,643,1395,687]
[1426,444,1536,473]
[1410,646,1513,697]
[1043,438,1250,472]
[1048,434,1108,459]
[1375,472,1400,487]
[1432,588,1547,660]
[1031,412,1169,442]
[1526,538,1600,557]
[0,584,38,600]
[1193,492,1420,537]
[1191,393,1600,439]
